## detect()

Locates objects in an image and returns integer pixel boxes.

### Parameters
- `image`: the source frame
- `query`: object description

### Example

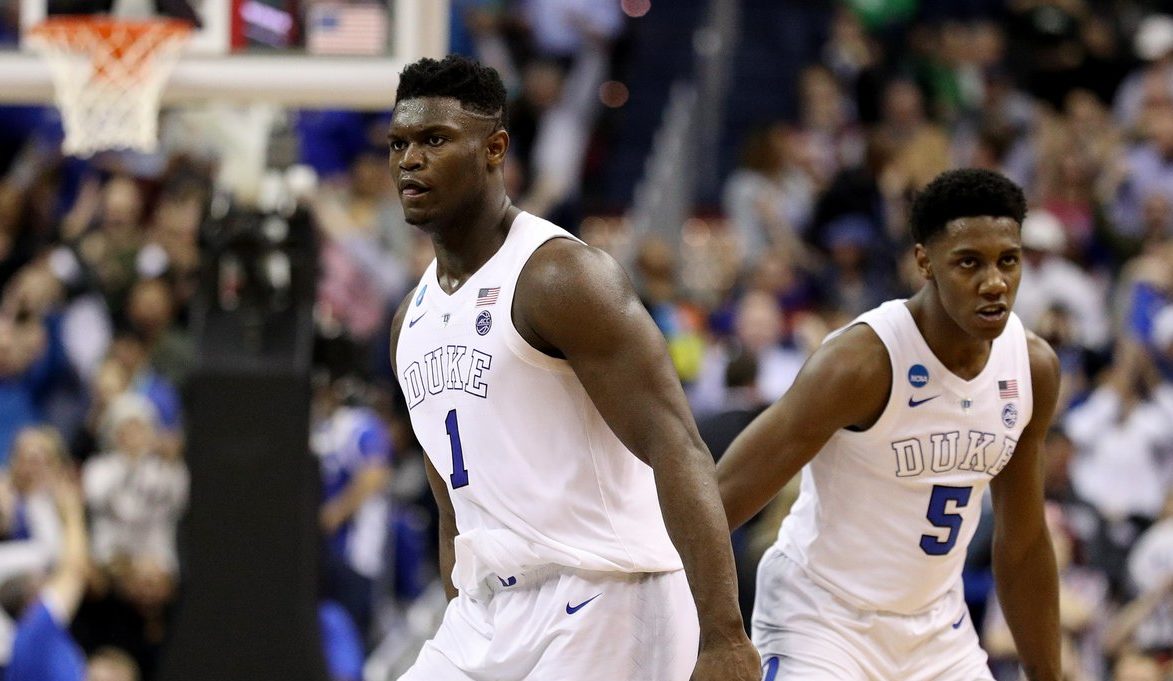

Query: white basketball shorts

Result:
[398,567,699,681]
[752,545,994,681]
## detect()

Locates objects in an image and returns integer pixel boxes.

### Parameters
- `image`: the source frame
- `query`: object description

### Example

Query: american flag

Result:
[476,287,500,307]
[998,379,1019,399]
[306,3,387,56]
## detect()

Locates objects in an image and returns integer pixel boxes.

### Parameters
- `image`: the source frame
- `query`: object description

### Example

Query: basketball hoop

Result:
[27,17,192,157]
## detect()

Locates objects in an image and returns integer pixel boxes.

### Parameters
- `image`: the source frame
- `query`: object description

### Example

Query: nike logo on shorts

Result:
[565,594,601,615]
[952,612,966,629]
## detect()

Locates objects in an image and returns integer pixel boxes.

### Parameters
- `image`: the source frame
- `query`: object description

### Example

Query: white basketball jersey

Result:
[395,212,682,595]
[777,299,1033,614]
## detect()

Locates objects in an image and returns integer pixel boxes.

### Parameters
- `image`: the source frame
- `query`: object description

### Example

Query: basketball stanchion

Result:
[27,16,191,157]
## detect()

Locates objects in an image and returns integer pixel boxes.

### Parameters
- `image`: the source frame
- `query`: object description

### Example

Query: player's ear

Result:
[486,129,509,168]
[914,244,933,280]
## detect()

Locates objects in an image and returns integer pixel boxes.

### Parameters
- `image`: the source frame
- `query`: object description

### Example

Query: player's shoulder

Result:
[518,237,630,308]
[799,322,892,401]
[816,322,891,378]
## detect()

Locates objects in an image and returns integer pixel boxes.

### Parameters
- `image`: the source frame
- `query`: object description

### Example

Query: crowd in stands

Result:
[0,1,1170,680]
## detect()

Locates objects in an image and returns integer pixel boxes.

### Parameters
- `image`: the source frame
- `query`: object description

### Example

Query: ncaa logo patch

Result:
[908,364,930,388]
[1002,403,1018,428]
[415,284,427,306]
[476,310,492,336]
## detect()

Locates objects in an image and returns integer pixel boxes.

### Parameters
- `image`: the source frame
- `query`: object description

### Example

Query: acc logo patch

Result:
[908,364,930,388]
[476,310,492,336]
[1001,403,1018,429]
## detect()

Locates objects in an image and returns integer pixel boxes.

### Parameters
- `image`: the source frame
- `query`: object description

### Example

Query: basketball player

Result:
[718,169,1061,680]
[388,56,758,681]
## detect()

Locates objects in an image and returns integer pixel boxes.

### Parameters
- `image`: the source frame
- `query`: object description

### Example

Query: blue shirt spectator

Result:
[319,600,363,681]
[5,596,85,681]
[316,406,392,562]
[0,313,69,467]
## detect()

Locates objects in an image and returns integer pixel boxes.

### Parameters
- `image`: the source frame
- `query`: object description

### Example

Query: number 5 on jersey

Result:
[445,409,470,489]
[920,484,972,555]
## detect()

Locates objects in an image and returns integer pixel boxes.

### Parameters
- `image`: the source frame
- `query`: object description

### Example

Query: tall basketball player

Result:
[718,169,1061,681]
[388,56,758,681]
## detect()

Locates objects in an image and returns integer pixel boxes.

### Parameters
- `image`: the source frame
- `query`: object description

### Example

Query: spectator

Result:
[795,65,865,183]
[0,267,71,467]
[1065,340,1173,524]
[1106,101,1173,242]
[814,213,898,317]
[105,330,182,454]
[1104,490,1173,659]
[721,122,818,259]
[1,474,88,681]
[124,279,191,391]
[691,290,805,416]
[1114,14,1173,132]
[67,176,148,317]
[312,376,392,638]
[83,394,187,574]
[311,149,414,309]
[0,427,67,580]
[1014,208,1111,352]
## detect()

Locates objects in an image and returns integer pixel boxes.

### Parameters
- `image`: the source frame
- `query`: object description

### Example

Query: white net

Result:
[27,18,191,157]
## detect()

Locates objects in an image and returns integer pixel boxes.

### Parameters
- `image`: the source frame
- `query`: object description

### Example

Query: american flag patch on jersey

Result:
[998,380,1019,399]
[476,287,500,307]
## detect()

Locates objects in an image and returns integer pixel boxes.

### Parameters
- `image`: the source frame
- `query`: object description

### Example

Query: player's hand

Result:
[692,632,760,681]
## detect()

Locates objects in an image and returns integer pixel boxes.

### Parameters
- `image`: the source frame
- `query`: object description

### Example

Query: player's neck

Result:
[907,289,992,381]
[431,195,519,294]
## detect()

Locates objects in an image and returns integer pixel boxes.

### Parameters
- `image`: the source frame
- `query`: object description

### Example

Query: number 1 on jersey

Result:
[445,409,470,489]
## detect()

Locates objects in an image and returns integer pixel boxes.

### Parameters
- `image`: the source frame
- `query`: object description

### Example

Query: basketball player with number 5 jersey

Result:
[718,169,1062,681]
[387,56,758,681]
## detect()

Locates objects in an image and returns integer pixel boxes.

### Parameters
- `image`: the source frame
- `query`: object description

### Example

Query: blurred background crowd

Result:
[0,0,1172,679]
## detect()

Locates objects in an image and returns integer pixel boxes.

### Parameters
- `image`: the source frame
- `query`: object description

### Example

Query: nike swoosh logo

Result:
[908,395,940,408]
[952,612,966,629]
[408,312,427,328]
[565,593,601,615]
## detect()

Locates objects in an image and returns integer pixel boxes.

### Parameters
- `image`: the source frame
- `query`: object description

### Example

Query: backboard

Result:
[0,0,449,109]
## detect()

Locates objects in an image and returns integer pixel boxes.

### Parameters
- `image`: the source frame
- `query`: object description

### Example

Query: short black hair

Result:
[908,168,1026,244]
[395,55,508,129]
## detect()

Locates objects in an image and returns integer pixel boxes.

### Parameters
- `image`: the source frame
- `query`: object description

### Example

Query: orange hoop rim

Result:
[29,16,193,44]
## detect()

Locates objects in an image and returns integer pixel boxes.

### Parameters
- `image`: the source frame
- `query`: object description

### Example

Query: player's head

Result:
[910,168,1027,340]
[390,55,509,228]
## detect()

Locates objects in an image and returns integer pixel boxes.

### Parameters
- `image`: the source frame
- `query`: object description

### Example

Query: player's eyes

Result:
[389,139,407,152]
[958,258,978,268]
[427,135,447,146]
[1000,255,1020,267]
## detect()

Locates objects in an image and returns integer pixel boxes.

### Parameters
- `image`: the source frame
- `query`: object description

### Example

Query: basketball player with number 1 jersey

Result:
[387,56,758,681]
[718,169,1062,681]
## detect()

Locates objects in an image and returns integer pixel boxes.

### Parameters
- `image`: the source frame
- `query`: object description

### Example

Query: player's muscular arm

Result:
[514,240,759,681]
[391,289,457,601]
[717,325,891,530]
[425,457,459,600]
[989,332,1061,681]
